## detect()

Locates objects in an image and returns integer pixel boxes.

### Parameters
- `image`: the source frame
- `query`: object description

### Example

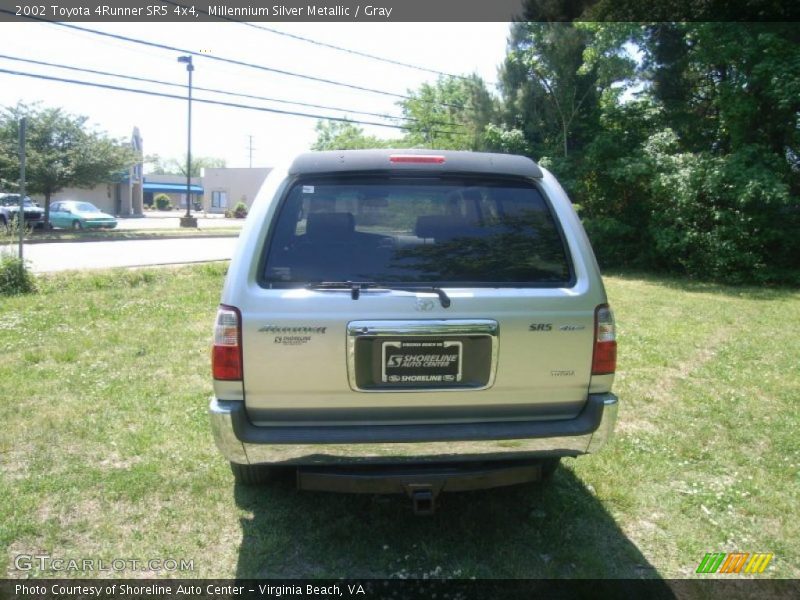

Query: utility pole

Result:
[18,117,26,260]
[178,55,197,227]
[247,135,254,168]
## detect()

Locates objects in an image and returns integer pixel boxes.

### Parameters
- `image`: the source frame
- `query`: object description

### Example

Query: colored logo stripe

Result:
[696,553,726,573]
[720,553,749,573]
[745,553,773,574]
[697,552,773,574]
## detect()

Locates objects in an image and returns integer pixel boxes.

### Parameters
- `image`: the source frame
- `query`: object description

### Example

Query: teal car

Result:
[49,201,117,230]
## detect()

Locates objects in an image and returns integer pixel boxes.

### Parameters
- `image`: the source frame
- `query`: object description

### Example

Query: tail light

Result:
[592,304,617,375]
[212,305,242,381]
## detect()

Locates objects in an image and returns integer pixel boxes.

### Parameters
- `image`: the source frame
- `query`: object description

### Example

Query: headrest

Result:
[306,212,355,239]
[415,215,476,241]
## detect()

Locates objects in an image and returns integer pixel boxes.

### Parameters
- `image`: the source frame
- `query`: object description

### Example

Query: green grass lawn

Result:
[1,265,798,579]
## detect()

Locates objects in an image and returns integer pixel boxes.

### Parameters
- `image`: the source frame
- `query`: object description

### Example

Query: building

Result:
[201,167,272,213]
[31,127,271,216]
[142,173,203,210]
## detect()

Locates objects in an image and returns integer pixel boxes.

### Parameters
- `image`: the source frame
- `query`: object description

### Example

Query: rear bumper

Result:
[209,393,618,466]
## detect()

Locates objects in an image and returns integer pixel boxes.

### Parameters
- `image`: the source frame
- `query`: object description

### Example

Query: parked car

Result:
[209,150,618,513]
[0,193,45,230]
[49,201,117,230]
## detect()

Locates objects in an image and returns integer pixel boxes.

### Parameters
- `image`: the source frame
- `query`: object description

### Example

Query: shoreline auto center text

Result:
[14,583,368,598]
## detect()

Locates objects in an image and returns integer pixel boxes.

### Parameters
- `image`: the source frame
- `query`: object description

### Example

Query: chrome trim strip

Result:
[347,320,499,337]
[346,319,499,393]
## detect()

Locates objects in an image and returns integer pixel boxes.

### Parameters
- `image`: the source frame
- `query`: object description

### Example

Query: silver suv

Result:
[209,150,617,512]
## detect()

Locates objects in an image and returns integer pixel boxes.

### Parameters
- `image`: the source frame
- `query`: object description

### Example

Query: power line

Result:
[0,66,467,137]
[160,0,497,86]
[0,9,467,111]
[0,53,465,132]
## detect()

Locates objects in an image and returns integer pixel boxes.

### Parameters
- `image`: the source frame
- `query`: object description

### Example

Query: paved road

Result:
[21,237,238,273]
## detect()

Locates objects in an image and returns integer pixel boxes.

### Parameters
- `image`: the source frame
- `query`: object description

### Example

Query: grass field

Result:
[1,265,798,579]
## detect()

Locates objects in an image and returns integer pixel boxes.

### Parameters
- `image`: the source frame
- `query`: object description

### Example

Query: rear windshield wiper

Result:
[305,281,381,300]
[305,281,451,307]
[383,285,451,308]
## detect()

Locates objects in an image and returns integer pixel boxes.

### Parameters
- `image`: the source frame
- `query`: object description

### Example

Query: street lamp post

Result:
[178,55,197,228]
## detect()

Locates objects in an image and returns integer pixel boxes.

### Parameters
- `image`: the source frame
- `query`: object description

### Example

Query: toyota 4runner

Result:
[209,150,617,512]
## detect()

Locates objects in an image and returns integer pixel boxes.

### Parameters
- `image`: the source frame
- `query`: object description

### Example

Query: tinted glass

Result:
[262,177,572,286]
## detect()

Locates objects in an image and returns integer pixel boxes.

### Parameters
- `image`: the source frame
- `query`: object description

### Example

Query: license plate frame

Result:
[381,339,463,385]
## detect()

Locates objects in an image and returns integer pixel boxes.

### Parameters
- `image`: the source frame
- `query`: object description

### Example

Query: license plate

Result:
[381,340,463,384]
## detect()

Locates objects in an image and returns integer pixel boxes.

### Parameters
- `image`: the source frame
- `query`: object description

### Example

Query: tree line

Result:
[313,22,800,285]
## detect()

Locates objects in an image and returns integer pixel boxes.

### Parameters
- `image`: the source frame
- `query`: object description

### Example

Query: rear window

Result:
[261,177,572,287]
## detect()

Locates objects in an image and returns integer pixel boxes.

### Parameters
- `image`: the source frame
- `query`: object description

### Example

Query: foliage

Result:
[311,75,496,153]
[482,124,533,156]
[154,193,172,211]
[0,255,35,295]
[500,22,612,158]
[225,201,248,219]
[645,138,797,283]
[144,154,226,176]
[311,121,399,151]
[400,74,497,150]
[0,103,137,227]
[498,20,799,284]
[0,236,36,296]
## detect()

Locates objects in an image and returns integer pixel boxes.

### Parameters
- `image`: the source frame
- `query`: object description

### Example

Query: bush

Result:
[227,201,248,219]
[582,215,646,269]
[154,194,172,211]
[646,139,797,283]
[0,253,36,295]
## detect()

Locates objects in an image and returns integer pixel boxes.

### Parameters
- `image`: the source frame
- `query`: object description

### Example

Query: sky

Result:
[0,21,511,170]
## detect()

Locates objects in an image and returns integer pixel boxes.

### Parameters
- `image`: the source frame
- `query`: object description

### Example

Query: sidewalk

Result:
[115,211,244,230]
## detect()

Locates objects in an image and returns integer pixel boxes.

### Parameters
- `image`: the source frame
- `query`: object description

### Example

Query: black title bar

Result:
[1,0,798,23]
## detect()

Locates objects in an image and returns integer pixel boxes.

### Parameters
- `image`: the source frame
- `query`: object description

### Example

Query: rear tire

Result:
[230,462,275,485]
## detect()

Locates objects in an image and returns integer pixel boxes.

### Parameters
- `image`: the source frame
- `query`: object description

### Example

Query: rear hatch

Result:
[241,168,597,426]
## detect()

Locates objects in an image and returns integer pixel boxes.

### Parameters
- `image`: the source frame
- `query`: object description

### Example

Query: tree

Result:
[311,120,399,151]
[500,22,602,159]
[0,103,136,226]
[144,153,226,176]
[400,74,496,151]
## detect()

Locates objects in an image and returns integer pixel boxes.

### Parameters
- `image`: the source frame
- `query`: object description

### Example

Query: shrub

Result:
[582,215,646,269]
[0,253,36,295]
[645,139,796,283]
[229,201,248,219]
[154,194,172,211]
